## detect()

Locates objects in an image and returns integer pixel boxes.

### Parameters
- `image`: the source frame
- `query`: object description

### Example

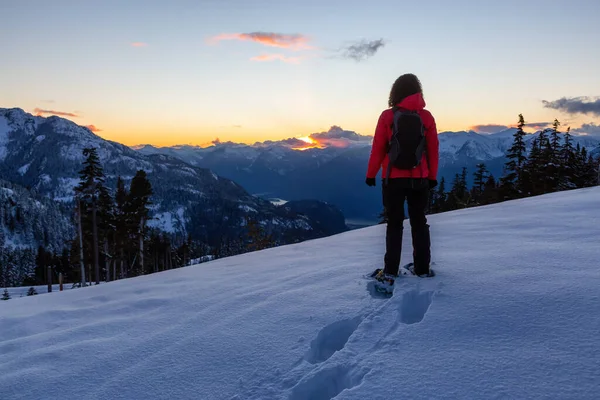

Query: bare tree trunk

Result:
[77,200,86,286]
[154,248,157,273]
[139,217,144,274]
[104,240,110,282]
[92,202,99,285]
[113,260,117,282]
[120,248,124,279]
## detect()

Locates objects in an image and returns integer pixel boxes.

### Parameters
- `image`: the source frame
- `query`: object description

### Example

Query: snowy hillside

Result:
[2,187,599,399]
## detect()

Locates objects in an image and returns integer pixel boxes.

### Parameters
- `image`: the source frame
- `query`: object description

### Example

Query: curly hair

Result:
[388,73,423,107]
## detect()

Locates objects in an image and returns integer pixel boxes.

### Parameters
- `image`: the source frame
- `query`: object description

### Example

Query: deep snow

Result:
[1,187,600,400]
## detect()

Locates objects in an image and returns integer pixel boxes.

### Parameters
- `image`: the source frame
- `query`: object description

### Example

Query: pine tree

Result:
[523,137,542,196]
[558,127,576,190]
[246,218,274,252]
[127,170,153,274]
[114,176,128,279]
[584,153,599,187]
[97,185,114,281]
[1,288,10,300]
[481,174,498,205]
[546,119,563,191]
[436,177,447,212]
[472,163,489,204]
[539,128,555,193]
[27,287,38,296]
[447,169,469,210]
[74,147,107,285]
[500,114,527,199]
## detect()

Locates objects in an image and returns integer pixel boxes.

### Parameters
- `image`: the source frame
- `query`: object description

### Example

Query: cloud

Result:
[258,138,309,149]
[250,53,302,64]
[339,39,385,62]
[85,125,102,132]
[131,42,148,47]
[33,108,79,118]
[209,32,312,51]
[471,121,553,134]
[470,124,511,134]
[542,96,600,117]
[572,123,600,137]
[308,126,372,148]
[525,121,553,129]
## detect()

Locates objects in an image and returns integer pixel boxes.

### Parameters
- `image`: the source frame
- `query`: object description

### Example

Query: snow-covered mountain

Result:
[2,187,599,399]
[0,179,73,252]
[0,108,349,247]
[137,127,600,222]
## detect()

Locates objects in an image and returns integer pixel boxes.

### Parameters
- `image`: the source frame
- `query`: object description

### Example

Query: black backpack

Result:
[385,106,427,184]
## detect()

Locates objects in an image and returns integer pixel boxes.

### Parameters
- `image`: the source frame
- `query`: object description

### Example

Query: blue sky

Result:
[1,0,599,146]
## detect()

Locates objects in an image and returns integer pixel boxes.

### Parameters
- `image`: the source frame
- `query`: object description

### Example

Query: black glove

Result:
[428,179,438,189]
[365,177,376,187]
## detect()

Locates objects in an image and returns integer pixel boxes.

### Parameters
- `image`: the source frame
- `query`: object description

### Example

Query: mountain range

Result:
[136,125,600,223]
[0,108,349,254]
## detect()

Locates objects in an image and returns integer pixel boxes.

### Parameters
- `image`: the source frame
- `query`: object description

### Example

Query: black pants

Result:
[382,178,431,276]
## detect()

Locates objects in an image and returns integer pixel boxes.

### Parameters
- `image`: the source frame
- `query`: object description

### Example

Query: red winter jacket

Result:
[366,92,439,180]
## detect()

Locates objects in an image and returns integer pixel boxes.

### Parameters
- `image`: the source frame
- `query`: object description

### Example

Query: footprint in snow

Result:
[304,316,362,364]
[397,288,435,324]
[288,363,371,400]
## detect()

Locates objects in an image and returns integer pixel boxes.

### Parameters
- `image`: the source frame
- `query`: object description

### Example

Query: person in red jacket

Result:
[366,73,439,286]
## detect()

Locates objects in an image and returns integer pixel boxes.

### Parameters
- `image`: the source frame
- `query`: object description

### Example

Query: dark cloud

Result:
[572,123,600,136]
[542,97,600,117]
[340,39,385,62]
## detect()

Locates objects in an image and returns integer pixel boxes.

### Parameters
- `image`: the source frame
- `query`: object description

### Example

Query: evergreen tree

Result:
[74,147,107,285]
[558,127,576,190]
[1,288,10,300]
[500,114,527,198]
[436,177,447,212]
[472,163,489,204]
[127,170,153,274]
[27,287,38,296]
[583,153,599,187]
[572,144,587,187]
[114,176,129,279]
[481,174,498,205]
[246,218,274,252]
[523,137,542,196]
[447,169,469,210]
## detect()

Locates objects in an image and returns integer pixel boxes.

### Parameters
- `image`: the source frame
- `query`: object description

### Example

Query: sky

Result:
[1,0,600,147]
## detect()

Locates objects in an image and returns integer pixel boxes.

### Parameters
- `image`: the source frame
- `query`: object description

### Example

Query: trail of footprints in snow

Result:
[232,285,438,400]
[287,286,437,400]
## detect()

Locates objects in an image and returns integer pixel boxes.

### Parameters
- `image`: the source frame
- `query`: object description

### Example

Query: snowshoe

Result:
[403,263,435,278]
[373,269,397,294]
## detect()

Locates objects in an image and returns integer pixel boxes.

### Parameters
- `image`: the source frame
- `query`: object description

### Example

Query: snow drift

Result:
[1,187,600,399]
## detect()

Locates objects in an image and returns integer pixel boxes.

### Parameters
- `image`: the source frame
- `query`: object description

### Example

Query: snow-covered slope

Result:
[2,188,599,399]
